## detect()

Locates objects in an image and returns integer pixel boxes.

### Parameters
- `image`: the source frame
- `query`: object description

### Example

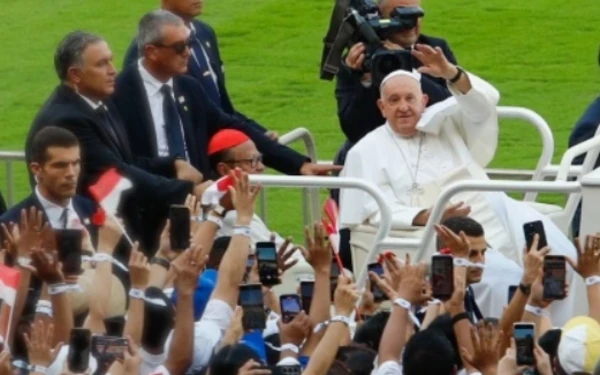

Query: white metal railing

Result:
[0,150,26,206]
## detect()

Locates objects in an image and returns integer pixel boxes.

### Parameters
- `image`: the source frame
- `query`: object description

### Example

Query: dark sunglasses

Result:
[154,38,193,55]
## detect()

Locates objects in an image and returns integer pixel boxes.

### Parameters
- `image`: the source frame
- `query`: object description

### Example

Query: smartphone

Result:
[256,242,279,286]
[91,336,128,361]
[67,328,91,373]
[169,205,190,251]
[273,364,302,375]
[300,281,314,314]
[543,256,566,301]
[513,323,535,366]
[431,255,454,301]
[238,284,266,330]
[280,294,302,324]
[508,285,518,304]
[329,260,341,301]
[367,262,388,302]
[55,229,83,276]
[523,220,547,251]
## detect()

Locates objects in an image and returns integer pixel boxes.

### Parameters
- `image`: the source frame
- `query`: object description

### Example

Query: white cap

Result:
[379,69,422,93]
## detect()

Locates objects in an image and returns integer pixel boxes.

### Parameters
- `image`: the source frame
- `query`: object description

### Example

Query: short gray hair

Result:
[54,31,104,81]
[137,9,185,56]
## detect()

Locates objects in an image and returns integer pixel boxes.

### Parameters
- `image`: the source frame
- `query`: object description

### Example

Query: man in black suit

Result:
[2,126,96,232]
[113,10,339,178]
[25,31,206,251]
[123,0,276,139]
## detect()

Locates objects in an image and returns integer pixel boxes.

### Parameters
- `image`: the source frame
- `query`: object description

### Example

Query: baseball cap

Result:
[558,316,600,374]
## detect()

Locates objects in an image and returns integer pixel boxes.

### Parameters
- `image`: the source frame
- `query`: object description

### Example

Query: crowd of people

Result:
[2,0,600,374]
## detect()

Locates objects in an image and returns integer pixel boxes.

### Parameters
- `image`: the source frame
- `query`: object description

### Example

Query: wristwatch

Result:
[519,283,531,296]
[448,66,464,83]
[211,204,227,218]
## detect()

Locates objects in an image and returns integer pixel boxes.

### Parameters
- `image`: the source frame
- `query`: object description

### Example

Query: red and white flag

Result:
[201,175,234,206]
[323,198,341,253]
[0,264,21,345]
[88,168,133,215]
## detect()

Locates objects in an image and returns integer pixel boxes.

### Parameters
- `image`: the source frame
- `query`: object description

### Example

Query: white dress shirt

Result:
[78,93,102,110]
[137,59,189,158]
[35,187,81,229]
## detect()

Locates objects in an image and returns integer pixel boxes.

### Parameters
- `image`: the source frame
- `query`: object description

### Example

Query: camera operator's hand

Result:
[412,44,458,80]
[344,42,366,71]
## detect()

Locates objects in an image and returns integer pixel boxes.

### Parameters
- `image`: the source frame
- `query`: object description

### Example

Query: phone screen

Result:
[239,284,263,307]
[256,242,279,286]
[300,281,314,313]
[280,295,301,323]
[543,256,566,301]
[55,229,83,276]
[367,262,388,302]
[508,285,518,304]
[523,220,547,251]
[68,329,91,373]
[431,255,454,300]
[514,324,535,366]
[169,205,190,251]
[91,336,128,361]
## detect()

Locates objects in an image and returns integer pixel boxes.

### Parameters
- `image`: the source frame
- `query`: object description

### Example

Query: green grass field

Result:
[1,0,599,240]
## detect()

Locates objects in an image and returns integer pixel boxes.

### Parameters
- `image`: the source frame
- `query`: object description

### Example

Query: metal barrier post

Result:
[0,151,26,206]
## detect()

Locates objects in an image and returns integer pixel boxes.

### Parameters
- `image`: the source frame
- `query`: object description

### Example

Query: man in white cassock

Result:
[339,44,577,325]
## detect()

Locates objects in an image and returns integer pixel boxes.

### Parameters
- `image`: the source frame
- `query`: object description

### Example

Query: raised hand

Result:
[274,235,299,273]
[128,243,150,290]
[30,248,65,285]
[522,234,550,286]
[411,44,458,80]
[228,169,261,222]
[172,245,206,297]
[24,320,62,367]
[442,201,471,222]
[435,225,470,259]
[568,235,600,279]
[460,321,503,375]
[396,256,429,305]
[278,311,312,347]
[333,275,359,316]
[300,222,332,274]
[98,215,123,254]
[0,350,11,375]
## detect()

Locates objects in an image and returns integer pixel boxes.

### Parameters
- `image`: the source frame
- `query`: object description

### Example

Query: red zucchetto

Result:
[208,129,250,155]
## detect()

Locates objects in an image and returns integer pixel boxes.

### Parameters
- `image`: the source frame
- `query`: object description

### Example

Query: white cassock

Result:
[339,72,577,325]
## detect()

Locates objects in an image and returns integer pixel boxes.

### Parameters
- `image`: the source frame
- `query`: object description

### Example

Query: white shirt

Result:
[78,93,102,110]
[138,59,189,159]
[35,187,81,229]
[188,23,219,89]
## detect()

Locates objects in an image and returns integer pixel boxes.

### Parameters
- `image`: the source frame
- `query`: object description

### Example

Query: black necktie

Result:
[189,30,220,102]
[60,208,69,229]
[96,105,120,147]
[160,85,187,159]
[464,286,484,323]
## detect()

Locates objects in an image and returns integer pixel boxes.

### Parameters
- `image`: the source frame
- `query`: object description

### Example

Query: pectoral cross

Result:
[409,182,424,206]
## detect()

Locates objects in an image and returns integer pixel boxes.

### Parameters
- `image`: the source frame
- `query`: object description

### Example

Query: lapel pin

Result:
[206,41,211,48]
[184,106,188,111]
[178,96,185,104]
[83,218,90,225]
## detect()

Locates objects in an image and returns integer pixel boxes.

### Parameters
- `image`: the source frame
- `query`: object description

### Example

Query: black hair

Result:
[207,236,231,270]
[30,126,79,164]
[326,361,351,375]
[538,329,561,367]
[402,329,456,375]
[335,344,376,375]
[209,344,262,375]
[352,311,390,351]
[436,216,484,251]
[209,148,232,179]
[425,314,462,370]
[54,31,103,81]
[264,333,281,366]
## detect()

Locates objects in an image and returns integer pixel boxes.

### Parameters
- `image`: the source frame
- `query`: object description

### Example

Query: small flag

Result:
[0,264,21,346]
[201,175,234,206]
[88,168,132,216]
[322,198,341,254]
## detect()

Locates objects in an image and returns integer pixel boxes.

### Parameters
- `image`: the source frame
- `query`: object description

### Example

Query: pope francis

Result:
[339,44,577,325]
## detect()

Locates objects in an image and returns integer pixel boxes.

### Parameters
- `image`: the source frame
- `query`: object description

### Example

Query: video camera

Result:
[320,0,424,86]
